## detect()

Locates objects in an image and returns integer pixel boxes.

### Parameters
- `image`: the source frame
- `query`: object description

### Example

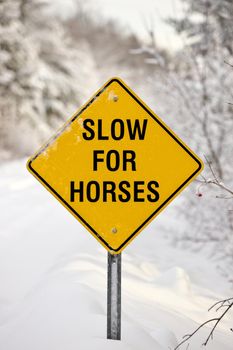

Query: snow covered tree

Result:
[167,0,233,272]
[131,0,233,271]
[66,13,151,87]
[171,0,233,56]
[163,0,233,181]
[0,0,98,159]
[0,0,43,157]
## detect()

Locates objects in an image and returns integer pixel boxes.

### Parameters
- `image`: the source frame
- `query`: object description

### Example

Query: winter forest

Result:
[1,0,233,349]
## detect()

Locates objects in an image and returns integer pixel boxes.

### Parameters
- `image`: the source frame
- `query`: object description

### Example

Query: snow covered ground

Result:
[0,159,232,350]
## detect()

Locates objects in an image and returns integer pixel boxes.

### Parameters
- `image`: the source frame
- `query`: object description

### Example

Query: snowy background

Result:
[1,1,233,349]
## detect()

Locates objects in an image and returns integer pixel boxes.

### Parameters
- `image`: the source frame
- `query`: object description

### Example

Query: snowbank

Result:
[0,160,232,349]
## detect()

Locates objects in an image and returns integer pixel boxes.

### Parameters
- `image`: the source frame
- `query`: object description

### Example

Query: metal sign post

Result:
[107,253,121,340]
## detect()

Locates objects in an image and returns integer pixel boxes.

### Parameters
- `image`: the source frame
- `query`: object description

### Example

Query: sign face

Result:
[27,77,203,254]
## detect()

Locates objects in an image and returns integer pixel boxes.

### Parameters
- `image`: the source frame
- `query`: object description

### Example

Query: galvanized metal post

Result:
[107,252,121,340]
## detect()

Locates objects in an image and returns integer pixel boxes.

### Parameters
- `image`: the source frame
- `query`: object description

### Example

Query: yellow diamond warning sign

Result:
[27,77,204,254]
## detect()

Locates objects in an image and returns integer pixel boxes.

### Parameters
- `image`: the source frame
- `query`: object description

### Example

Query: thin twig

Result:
[175,298,233,349]
[197,155,233,197]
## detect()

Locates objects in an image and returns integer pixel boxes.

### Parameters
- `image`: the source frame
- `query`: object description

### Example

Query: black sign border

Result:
[28,78,203,253]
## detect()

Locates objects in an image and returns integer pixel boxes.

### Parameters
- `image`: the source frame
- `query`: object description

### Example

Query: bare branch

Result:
[224,60,233,68]
[175,298,233,349]
[196,156,233,198]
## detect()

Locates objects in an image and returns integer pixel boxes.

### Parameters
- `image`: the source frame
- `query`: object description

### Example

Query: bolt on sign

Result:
[27,77,204,254]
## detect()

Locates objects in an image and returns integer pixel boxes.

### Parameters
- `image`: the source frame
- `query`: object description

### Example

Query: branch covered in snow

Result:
[196,156,233,199]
